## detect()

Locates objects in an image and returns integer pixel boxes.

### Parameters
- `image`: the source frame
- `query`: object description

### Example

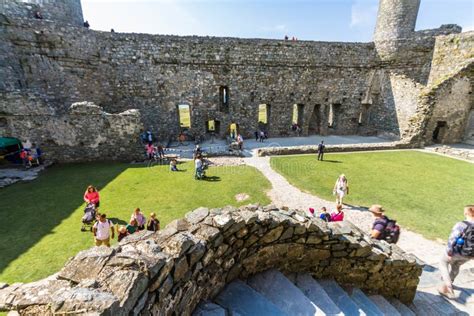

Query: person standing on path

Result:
[438,205,474,299]
[333,174,348,205]
[92,214,114,247]
[317,140,325,161]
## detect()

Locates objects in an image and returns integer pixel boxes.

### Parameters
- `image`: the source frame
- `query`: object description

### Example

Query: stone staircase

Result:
[193,268,474,315]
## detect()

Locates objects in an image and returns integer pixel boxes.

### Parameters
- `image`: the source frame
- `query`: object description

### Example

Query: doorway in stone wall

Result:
[258,104,270,132]
[308,105,321,134]
[432,121,447,143]
[463,110,474,145]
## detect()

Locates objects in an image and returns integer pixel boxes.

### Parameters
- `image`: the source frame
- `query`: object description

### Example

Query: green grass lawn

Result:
[0,162,270,284]
[271,151,474,241]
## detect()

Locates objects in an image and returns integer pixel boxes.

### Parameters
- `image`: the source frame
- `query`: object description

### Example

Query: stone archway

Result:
[0,205,421,315]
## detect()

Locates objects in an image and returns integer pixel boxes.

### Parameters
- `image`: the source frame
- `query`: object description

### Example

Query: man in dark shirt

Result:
[317,140,325,161]
[369,205,388,240]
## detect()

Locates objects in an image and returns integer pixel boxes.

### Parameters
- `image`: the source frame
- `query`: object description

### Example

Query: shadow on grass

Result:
[201,176,221,182]
[0,163,128,277]
[109,217,128,226]
[321,160,342,163]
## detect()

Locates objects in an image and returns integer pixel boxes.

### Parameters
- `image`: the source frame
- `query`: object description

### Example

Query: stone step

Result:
[387,298,416,316]
[293,273,343,315]
[192,301,226,316]
[349,288,384,316]
[318,279,367,316]
[214,279,287,316]
[247,269,322,316]
[368,295,401,316]
[367,295,401,316]
[410,291,467,316]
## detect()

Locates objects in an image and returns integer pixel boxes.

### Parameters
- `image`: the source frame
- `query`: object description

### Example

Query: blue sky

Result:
[82,0,474,42]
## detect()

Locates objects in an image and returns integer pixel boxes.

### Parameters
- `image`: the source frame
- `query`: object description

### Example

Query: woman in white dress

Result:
[333,174,349,205]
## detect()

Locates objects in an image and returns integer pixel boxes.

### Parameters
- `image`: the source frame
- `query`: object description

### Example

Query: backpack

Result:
[383,219,400,244]
[319,213,331,222]
[459,221,474,257]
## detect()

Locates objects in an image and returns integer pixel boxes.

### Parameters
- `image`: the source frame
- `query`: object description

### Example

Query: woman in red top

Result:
[84,185,100,209]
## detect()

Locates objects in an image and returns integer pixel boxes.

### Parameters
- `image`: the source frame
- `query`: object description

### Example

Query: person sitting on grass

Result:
[126,218,138,234]
[131,208,146,230]
[117,225,129,242]
[319,207,331,222]
[438,205,474,299]
[84,185,100,210]
[330,204,344,222]
[147,212,160,232]
[92,214,114,247]
[170,158,178,171]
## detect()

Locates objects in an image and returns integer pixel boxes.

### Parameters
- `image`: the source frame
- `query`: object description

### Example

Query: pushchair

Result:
[81,203,97,231]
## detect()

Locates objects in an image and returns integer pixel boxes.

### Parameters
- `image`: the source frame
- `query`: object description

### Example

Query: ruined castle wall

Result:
[0,17,387,144]
[3,16,450,151]
[1,0,83,26]
[0,205,422,315]
[428,32,474,86]
[0,95,143,162]
[421,68,473,145]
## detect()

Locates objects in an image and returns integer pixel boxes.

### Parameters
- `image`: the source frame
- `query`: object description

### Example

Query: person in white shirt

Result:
[92,213,115,247]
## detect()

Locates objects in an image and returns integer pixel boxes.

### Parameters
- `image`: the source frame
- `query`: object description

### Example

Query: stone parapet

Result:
[0,205,422,315]
[256,141,415,157]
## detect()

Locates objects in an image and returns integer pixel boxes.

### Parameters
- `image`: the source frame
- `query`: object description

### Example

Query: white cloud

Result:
[350,0,378,28]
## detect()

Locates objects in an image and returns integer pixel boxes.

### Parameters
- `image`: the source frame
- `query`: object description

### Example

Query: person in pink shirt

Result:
[145,142,155,159]
[84,185,100,209]
[330,204,344,222]
[131,208,146,230]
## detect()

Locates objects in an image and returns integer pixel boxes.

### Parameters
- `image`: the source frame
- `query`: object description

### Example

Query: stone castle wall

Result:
[0,96,143,162]
[0,0,471,161]
[0,205,422,315]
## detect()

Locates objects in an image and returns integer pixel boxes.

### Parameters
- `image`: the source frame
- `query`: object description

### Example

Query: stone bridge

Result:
[0,205,422,315]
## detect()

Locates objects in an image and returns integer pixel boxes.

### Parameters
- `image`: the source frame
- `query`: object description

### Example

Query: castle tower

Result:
[374,0,421,41]
[3,0,84,27]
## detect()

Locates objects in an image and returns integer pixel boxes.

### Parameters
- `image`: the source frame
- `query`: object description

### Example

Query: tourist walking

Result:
[92,214,114,247]
[259,130,265,142]
[254,130,259,141]
[369,205,400,244]
[333,174,348,205]
[317,140,325,161]
[131,208,146,230]
[438,205,474,299]
[84,185,100,209]
[237,133,244,150]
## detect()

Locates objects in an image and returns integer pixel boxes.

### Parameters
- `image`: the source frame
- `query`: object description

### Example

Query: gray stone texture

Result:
[0,205,422,315]
[0,0,471,162]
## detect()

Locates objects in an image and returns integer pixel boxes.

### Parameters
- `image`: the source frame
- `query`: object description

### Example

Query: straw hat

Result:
[369,205,384,215]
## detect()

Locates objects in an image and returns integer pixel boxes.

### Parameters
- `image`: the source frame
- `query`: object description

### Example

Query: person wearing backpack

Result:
[92,213,115,247]
[369,205,400,244]
[438,205,474,299]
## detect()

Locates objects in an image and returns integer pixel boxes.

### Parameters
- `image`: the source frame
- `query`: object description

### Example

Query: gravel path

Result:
[244,151,474,269]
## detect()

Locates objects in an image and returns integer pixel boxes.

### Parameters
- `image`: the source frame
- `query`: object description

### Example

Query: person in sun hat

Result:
[369,205,388,240]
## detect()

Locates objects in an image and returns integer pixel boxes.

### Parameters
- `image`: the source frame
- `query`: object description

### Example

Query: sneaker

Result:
[438,286,456,300]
